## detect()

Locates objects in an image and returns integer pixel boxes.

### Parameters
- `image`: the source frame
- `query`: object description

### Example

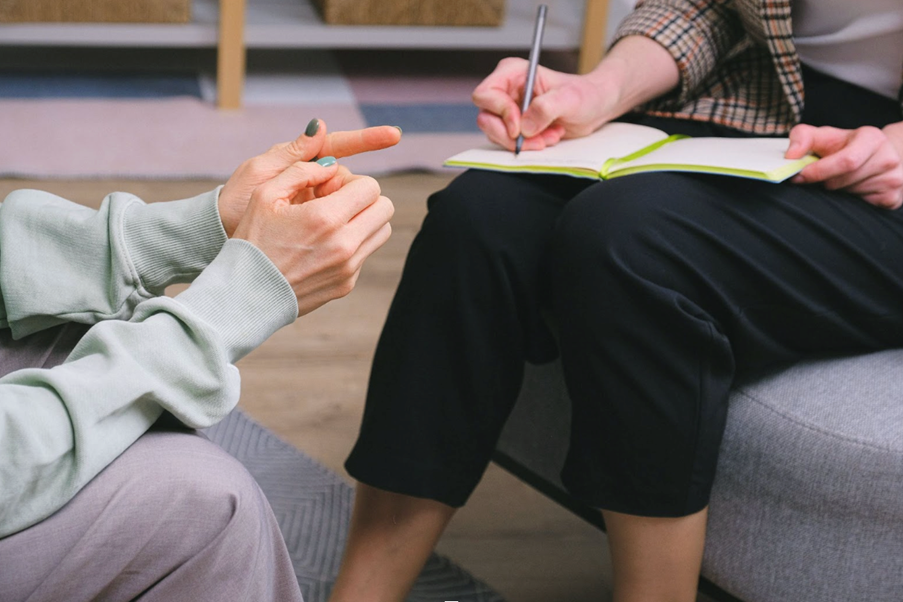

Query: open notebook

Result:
[445,122,817,182]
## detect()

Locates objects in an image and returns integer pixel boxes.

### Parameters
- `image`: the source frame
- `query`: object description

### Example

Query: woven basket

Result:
[0,0,191,23]
[313,0,505,26]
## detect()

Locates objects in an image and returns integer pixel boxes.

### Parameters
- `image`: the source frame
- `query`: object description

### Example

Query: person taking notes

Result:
[329,1,903,601]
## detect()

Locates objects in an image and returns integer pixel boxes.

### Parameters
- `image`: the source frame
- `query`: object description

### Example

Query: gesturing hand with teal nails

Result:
[232,153,394,318]
[218,118,402,237]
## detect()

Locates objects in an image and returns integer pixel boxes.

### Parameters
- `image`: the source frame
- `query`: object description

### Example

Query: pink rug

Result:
[0,97,485,180]
[0,48,583,180]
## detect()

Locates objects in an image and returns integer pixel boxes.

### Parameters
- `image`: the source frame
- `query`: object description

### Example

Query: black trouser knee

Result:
[346,169,587,506]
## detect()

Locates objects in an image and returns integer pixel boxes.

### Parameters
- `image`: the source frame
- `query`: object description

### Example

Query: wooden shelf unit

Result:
[0,0,609,108]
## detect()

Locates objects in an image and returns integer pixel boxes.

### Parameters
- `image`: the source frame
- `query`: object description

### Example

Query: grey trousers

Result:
[0,324,304,602]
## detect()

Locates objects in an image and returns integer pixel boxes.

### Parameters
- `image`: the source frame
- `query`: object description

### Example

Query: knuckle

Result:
[380,195,395,219]
[876,154,897,172]
[332,239,358,263]
[476,110,494,127]
[357,175,381,198]
[498,57,521,70]
[836,153,861,172]
[250,181,273,203]
[864,190,899,209]
[234,158,254,176]
[335,165,352,180]
[284,139,305,156]
[289,158,311,172]
[305,209,335,232]
[333,278,356,299]
[857,126,883,142]
[338,261,358,281]
[803,164,822,181]
[529,98,551,120]
[287,160,316,181]
[247,156,267,174]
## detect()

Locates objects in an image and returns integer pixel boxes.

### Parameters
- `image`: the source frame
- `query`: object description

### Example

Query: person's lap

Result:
[348,116,903,516]
[0,324,303,602]
[548,168,903,513]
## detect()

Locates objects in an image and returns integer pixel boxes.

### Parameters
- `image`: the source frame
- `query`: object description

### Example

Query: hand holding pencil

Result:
[471,5,627,153]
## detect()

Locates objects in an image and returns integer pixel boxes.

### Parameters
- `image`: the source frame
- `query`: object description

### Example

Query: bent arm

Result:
[0,239,298,538]
[584,34,682,124]
[0,188,227,338]
[610,0,745,107]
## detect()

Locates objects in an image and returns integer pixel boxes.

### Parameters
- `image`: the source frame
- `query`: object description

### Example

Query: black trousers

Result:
[346,69,903,517]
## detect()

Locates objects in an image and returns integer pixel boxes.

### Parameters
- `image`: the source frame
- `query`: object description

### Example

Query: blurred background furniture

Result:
[0,0,613,109]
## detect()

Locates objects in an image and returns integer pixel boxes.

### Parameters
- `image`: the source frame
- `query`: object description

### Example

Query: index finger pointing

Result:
[320,126,403,159]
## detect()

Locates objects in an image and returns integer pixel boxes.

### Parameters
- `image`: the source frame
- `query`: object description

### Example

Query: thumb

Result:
[521,88,570,138]
[253,157,340,209]
[786,124,816,159]
[787,125,849,159]
[270,118,329,166]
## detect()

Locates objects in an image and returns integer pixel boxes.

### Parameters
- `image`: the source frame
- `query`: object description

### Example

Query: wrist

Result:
[123,188,227,294]
[584,56,631,123]
[175,239,297,362]
[593,35,681,117]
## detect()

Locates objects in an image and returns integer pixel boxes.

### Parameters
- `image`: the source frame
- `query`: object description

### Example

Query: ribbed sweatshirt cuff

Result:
[175,239,298,362]
[123,188,228,294]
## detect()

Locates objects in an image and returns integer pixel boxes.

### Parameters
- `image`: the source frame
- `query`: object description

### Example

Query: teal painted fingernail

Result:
[316,156,336,167]
[394,126,403,135]
[305,118,320,137]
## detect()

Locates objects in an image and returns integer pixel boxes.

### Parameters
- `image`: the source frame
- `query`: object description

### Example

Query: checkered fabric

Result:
[613,0,903,134]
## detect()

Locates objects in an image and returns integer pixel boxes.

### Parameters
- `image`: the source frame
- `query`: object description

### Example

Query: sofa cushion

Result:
[705,349,903,601]
[498,349,903,602]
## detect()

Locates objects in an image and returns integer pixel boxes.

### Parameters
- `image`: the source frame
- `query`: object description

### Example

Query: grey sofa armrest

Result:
[496,350,903,602]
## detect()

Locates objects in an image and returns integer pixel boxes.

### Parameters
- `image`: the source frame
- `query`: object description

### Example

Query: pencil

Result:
[515,4,548,156]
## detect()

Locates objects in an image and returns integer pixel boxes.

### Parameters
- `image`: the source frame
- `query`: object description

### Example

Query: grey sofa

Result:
[495,350,903,602]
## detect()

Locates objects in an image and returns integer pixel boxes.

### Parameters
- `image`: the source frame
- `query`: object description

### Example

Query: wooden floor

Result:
[1,174,613,602]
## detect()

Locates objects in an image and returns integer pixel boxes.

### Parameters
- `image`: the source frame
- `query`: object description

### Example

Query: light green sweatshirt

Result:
[0,188,298,538]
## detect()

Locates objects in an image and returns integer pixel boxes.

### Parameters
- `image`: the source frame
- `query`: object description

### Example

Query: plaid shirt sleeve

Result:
[612,0,746,105]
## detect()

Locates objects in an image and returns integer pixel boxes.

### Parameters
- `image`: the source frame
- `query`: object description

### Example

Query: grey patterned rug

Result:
[205,409,505,602]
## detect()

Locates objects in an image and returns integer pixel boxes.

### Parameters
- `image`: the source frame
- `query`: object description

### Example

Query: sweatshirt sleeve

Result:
[0,187,228,338]
[0,238,299,538]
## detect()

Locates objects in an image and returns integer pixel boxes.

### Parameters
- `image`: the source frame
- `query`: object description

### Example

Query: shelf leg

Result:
[578,0,609,74]
[217,0,247,109]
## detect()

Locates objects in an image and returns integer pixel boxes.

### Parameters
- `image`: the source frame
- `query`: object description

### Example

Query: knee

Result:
[551,174,678,279]
[547,173,733,327]
[117,432,273,557]
[423,170,544,254]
